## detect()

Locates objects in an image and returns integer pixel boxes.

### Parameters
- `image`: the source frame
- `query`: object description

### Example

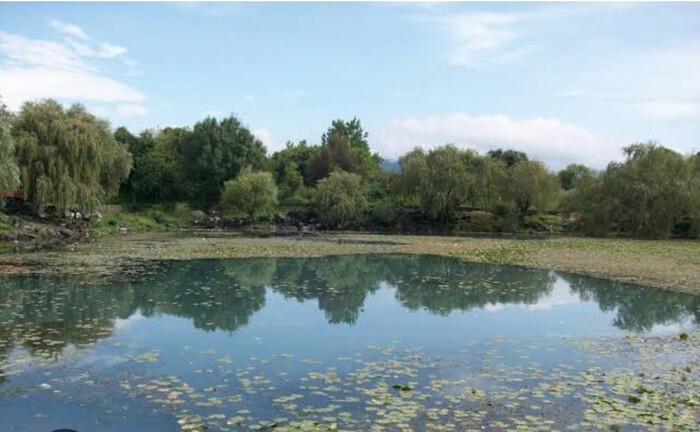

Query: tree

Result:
[116,126,189,203]
[567,143,691,238]
[220,168,278,222]
[322,118,381,174]
[269,140,317,186]
[558,164,594,190]
[365,169,399,227]
[688,153,700,237]
[0,99,19,194]
[314,171,368,229]
[12,100,131,213]
[155,126,189,200]
[309,129,362,182]
[117,129,171,203]
[487,148,529,167]
[501,160,559,215]
[398,145,482,224]
[308,119,381,182]
[181,116,267,204]
[568,175,610,236]
[611,143,689,238]
[132,133,170,201]
[278,162,305,199]
[470,156,505,210]
[100,129,133,200]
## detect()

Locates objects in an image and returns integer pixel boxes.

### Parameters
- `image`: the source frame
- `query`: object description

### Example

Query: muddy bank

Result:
[0,215,89,253]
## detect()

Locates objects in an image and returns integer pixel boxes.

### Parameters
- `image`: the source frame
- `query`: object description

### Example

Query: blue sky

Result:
[1,2,699,168]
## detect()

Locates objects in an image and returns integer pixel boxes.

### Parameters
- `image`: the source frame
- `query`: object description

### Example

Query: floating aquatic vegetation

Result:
[0,255,697,431]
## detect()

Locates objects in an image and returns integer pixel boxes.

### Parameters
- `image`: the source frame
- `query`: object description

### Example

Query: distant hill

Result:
[381,159,400,172]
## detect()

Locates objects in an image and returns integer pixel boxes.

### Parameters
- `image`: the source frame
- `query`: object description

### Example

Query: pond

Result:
[0,255,698,431]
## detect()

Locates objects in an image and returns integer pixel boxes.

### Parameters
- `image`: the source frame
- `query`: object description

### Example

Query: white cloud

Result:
[243,94,256,103]
[0,22,144,114]
[432,12,526,67]
[63,38,127,59]
[524,278,578,311]
[418,4,638,69]
[49,19,88,40]
[0,68,144,109]
[376,111,620,169]
[253,128,283,153]
[114,312,145,331]
[97,42,127,58]
[0,31,86,71]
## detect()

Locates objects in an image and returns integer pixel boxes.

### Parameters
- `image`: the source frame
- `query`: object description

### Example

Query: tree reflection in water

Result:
[0,255,697,364]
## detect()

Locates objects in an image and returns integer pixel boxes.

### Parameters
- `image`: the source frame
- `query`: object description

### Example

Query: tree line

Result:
[1,98,699,239]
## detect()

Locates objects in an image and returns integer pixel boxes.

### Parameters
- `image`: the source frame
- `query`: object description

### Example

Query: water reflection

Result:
[562,273,700,332]
[0,255,697,362]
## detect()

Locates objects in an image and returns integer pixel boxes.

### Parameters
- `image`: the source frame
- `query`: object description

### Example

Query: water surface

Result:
[0,255,698,431]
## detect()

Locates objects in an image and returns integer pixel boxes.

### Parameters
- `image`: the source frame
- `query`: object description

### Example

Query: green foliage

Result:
[90,203,200,235]
[309,128,363,182]
[501,160,560,215]
[117,128,183,203]
[12,100,131,213]
[322,118,381,174]
[365,170,399,227]
[278,162,305,199]
[269,141,317,186]
[567,142,695,238]
[558,164,594,191]
[395,148,557,229]
[398,145,489,224]
[101,132,133,199]
[487,148,529,167]
[156,127,189,200]
[314,171,368,229]
[220,168,278,222]
[308,119,381,183]
[182,116,267,204]
[5,94,696,240]
[0,99,19,194]
[468,155,505,210]
[90,211,166,235]
[688,153,700,237]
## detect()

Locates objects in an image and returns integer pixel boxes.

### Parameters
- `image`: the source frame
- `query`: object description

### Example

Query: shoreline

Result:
[1,231,699,295]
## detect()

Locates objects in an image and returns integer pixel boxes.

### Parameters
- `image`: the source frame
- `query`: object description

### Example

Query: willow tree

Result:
[566,143,691,238]
[0,99,19,194]
[689,153,700,237]
[398,145,482,224]
[500,160,560,215]
[12,100,131,213]
[314,171,368,229]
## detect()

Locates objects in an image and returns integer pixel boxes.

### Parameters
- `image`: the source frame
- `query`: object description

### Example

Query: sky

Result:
[1,1,699,169]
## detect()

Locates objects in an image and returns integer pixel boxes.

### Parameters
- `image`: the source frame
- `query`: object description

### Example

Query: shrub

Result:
[220,168,278,222]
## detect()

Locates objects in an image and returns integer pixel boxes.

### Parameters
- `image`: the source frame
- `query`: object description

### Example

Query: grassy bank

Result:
[2,232,699,294]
